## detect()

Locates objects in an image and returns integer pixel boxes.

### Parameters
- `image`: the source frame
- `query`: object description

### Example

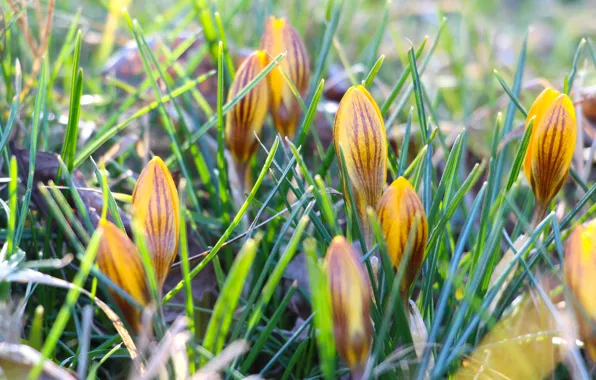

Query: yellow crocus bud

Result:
[225,51,270,174]
[523,88,576,220]
[132,156,180,288]
[96,220,149,331]
[261,16,310,139]
[334,85,388,248]
[325,236,372,376]
[377,177,428,297]
[565,220,596,361]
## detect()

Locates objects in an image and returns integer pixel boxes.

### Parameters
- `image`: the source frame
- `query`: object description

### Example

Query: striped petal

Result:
[523,88,576,213]
[325,236,372,374]
[225,50,270,165]
[565,220,596,361]
[132,156,180,288]
[96,220,149,331]
[333,85,388,247]
[377,177,428,296]
[261,16,310,138]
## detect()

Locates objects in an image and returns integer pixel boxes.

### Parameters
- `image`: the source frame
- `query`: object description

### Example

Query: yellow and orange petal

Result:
[225,50,270,165]
[261,16,310,138]
[325,236,372,372]
[523,88,576,213]
[96,220,149,331]
[333,85,387,247]
[377,177,428,296]
[132,156,180,288]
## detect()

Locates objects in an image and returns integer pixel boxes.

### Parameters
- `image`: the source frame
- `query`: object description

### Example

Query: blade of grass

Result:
[491,31,528,204]
[202,236,259,362]
[304,237,335,380]
[15,59,47,246]
[74,70,214,168]
[306,0,342,104]
[415,183,486,379]
[163,137,280,303]
[363,55,385,88]
[61,31,83,173]
[27,227,103,380]
[216,41,231,223]
[163,52,285,167]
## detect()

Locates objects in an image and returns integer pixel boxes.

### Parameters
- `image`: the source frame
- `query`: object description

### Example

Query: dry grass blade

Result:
[137,317,190,380]
[193,341,250,378]
[4,268,143,373]
[0,343,76,380]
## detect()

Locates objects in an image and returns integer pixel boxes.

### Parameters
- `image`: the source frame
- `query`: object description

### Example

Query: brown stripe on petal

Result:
[325,237,372,371]
[132,157,179,289]
[226,52,269,163]
[377,177,427,295]
[97,221,150,331]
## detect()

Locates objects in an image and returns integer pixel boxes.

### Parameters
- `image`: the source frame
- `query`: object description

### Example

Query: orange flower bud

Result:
[261,16,310,138]
[132,157,180,288]
[377,177,428,296]
[333,85,388,247]
[96,220,149,331]
[325,236,372,374]
[565,220,596,361]
[523,88,576,218]
[225,51,270,166]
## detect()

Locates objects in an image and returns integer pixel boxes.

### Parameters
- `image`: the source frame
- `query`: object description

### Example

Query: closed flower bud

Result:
[261,16,310,139]
[377,177,428,297]
[523,88,576,220]
[225,50,270,168]
[565,220,596,361]
[325,236,372,375]
[333,85,388,247]
[132,156,180,288]
[96,220,149,331]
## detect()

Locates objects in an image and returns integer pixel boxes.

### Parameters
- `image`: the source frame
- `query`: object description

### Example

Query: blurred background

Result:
[4,0,594,159]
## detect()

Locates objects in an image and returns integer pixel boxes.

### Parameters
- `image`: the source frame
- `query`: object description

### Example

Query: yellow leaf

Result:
[565,220,596,361]
[456,293,566,379]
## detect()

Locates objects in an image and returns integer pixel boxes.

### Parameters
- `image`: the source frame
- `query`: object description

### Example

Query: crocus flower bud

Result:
[565,220,596,361]
[377,177,428,297]
[225,51,270,171]
[132,156,180,288]
[96,220,149,331]
[325,236,372,375]
[333,85,388,247]
[523,88,576,220]
[261,16,310,139]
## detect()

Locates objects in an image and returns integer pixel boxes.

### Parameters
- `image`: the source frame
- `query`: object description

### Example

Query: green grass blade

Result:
[163,137,280,303]
[202,237,259,362]
[216,41,231,222]
[28,227,103,380]
[15,59,47,246]
[304,237,335,380]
